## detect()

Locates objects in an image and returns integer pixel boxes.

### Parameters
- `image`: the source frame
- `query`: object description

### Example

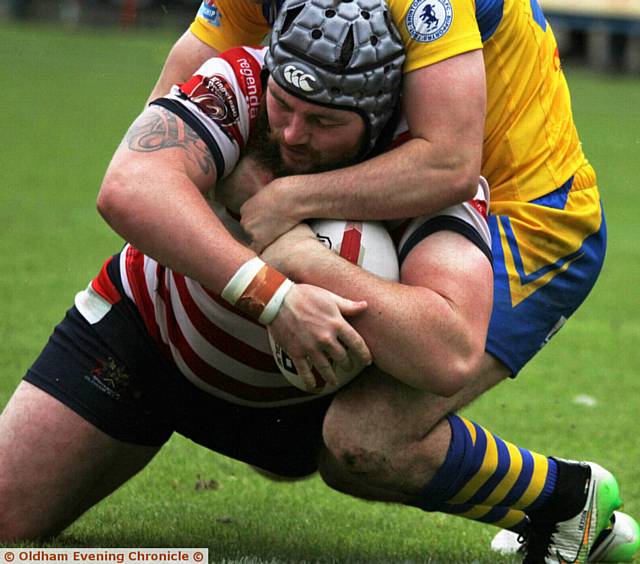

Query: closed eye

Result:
[275,97,291,112]
[314,117,346,128]
[270,89,292,112]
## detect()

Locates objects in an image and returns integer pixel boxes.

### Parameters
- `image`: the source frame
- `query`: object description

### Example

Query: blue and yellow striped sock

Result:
[443,504,529,533]
[418,414,558,529]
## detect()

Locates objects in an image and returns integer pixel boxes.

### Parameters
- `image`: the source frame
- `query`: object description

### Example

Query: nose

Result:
[281,113,310,146]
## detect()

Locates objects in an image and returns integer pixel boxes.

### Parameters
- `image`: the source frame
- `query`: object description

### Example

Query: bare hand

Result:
[268,284,371,391]
[215,156,274,213]
[240,177,300,253]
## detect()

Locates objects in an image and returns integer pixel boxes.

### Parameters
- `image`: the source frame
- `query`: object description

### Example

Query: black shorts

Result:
[24,256,332,478]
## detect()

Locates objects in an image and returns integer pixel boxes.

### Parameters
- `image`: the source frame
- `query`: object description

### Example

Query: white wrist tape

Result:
[221,257,265,305]
[221,257,294,324]
[258,278,295,325]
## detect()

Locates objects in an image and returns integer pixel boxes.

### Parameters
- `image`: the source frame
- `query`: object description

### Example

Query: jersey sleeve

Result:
[150,46,267,180]
[395,176,492,266]
[190,0,270,53]
[389,0,483,73]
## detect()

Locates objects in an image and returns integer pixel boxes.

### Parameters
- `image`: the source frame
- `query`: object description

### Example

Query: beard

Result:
[244,101,364,178]
[243,102,289,177]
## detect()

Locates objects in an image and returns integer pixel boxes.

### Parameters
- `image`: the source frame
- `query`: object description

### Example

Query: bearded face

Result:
[244,80,366,178]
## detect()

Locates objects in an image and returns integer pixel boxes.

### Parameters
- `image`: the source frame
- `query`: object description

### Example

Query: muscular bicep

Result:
[117,105,218,192]
[403,50,486,171]
[400,229,493,334]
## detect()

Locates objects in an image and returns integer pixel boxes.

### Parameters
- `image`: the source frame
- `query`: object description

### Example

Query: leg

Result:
[319,351,509,502]
[320,181,609,507]
[320,180,620,559]
[0,382,159,540]
[320,352,618,543]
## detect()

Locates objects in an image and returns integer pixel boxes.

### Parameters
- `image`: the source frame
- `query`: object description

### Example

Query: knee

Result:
[316,446,352,494]
[317,438,381,495]
[318,409,391,492]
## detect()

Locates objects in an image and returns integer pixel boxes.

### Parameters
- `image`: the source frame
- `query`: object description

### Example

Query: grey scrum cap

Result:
[265,0,405,154]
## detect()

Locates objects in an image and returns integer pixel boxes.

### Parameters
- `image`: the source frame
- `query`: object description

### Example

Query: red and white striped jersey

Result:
[87,46,491,408]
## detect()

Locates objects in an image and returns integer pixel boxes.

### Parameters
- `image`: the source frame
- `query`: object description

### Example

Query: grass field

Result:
[1,21,639,563]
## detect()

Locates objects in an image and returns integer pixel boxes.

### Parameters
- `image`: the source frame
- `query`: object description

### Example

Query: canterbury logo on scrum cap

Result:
[283,65,317,92]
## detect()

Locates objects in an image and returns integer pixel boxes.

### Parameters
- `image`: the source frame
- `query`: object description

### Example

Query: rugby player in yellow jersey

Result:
[146,0,640,561]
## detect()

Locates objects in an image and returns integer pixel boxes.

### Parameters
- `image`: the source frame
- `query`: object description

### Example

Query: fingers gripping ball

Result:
[269,220,399,393]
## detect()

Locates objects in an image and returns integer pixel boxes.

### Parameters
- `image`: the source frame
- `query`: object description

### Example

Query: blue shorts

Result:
[24,255,331,477]
[486,173,607,375]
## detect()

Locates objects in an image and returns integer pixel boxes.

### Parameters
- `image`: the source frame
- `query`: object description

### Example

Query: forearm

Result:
[274,242,481,394]
[281,137,479,223]
[98,147,253,294]
[247,51,486,230]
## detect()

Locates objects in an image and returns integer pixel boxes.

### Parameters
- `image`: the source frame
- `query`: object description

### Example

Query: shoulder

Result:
[209,46,267,121]
[190,0,271,52]
[153,46,268,178]
[387,0,482,72]
[216,46,268,84]
[195,46,267,80]
[396,177,492,267]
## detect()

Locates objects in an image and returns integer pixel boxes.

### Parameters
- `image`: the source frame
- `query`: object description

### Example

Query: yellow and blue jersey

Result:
[190,0,594,205]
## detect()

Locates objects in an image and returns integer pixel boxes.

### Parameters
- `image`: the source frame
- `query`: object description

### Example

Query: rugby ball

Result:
[269,219,399,394]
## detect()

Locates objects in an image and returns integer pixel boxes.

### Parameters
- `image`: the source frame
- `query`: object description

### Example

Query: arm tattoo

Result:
[125,107,215,175]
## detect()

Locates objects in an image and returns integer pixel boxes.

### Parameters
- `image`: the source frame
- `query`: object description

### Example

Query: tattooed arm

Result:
[97,105,256,291]
[123,107,216,178]
[98,104,371,381]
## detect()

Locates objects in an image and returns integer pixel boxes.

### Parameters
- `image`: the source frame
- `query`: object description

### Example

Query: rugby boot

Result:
[491,511,640,562]
[522,460,622,563]
[589,511,640,562]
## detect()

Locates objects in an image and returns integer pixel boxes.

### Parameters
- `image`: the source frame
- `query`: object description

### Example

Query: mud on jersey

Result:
[93,46,491,408]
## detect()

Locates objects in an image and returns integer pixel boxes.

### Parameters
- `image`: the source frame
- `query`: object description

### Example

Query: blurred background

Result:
[541,0,640,72]
[0,0,194,33]
[2,0,640,72]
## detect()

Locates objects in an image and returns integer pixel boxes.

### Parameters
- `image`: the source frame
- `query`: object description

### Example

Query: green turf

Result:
[1,21,639,563]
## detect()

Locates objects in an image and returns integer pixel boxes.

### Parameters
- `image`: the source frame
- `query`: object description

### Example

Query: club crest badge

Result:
[406,0,453,43]
[179,73,243,145]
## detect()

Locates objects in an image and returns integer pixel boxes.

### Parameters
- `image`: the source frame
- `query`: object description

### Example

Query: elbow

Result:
[411,342,485,398]
[439,142,482,204]
[96,185,112,223]
[450,165,482,204]
[433,353,482,397]
[96,172,131,228]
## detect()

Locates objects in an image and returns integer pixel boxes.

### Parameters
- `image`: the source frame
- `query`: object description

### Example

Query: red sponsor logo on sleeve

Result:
[179,73,244,147]
[219,48,265,134]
